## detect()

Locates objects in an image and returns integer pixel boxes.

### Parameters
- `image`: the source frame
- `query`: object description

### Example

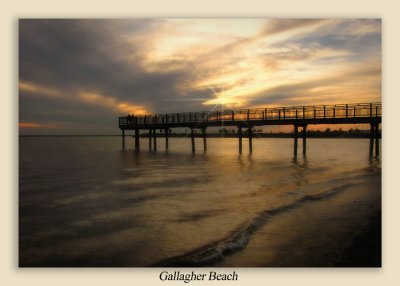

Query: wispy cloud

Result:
[137,19,380,109]
[20,80,150,116]
[19,122,59,128]
[19,81,62,97]
[79,92,148,115]
[19,19,381,134]
[259,19,328,36]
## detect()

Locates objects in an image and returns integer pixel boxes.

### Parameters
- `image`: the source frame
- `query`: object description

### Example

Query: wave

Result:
[152,183,355,267]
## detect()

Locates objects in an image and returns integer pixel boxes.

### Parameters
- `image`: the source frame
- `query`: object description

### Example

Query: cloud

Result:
[19,19,381,134]
[78,92,148,115]
[19,81,62,97]
[259,19,327,36]
[19,122,59,128]
[20,80,150,114]
[246,63,381,107]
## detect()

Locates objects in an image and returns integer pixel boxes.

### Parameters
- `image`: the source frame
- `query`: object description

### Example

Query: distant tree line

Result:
[140,127,379,138]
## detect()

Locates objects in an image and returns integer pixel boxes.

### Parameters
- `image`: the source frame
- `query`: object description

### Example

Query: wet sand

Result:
[334,210,381,267]
[215,172,381,267]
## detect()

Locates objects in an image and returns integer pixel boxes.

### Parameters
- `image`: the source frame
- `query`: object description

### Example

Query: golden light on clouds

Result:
[19,81,150,116]
[19,81,62,97]
[133,19,380,109]
[19,19,381,135]
[19,122,58,128]
[79,92,149,115]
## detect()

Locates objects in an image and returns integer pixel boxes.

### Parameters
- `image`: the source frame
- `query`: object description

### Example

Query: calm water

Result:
[19,136,381,266]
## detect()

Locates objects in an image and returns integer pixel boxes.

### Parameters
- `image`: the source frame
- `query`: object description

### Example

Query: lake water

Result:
[19,136,381,266]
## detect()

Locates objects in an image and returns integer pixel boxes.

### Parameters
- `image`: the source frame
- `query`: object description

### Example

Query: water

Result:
[19,136,381,266]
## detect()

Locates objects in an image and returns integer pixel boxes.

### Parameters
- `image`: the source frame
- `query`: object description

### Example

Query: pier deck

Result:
[118,102,381,156]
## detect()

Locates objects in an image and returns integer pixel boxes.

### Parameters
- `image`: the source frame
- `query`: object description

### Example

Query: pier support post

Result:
[153,129,157,151]
[369,123,374,157]
[248,127,253,154]
[135,129,140,151]
[202,128,207,152]
[191,127,195,153]
[165,128,169,150]
[148,129,152,150]
[375,123,380,156]
[302,125,307,155]
[122,129,125,149]
[238,127,243,154]
[294,125,298,157]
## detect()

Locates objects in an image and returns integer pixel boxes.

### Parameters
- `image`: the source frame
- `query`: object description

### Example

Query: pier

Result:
[119,102,381,156]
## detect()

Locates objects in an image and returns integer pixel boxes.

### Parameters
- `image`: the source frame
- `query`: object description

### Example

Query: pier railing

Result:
[119,102,381,126]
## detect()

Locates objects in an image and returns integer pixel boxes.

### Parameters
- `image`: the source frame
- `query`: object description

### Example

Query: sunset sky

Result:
[19,19,381,134]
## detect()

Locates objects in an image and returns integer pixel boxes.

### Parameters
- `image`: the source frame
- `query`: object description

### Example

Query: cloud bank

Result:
[19,19,381,134]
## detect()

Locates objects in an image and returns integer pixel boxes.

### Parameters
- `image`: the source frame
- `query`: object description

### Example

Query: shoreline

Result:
[19,134,377,139]
[214,172,382,267]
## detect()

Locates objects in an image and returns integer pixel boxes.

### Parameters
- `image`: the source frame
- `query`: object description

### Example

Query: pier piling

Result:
[248,128,253,154]
[148,129,152,150]
[153,129,157,151]
[135,129,139,151]
[119,102,381,156]
[191,128,195,153]
[165,128,169,150]
[122,129,125,149]
[375,123,380,156]
[238,127,243,154]
[302,125,307,155]
[369,123,374,157]
[202,128,207,152]
[294,125,298,156]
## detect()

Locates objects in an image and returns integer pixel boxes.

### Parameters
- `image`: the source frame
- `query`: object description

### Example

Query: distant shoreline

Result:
[19,132,379,139]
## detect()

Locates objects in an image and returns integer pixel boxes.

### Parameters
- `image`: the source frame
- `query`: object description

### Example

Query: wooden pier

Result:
[119,102,381,157]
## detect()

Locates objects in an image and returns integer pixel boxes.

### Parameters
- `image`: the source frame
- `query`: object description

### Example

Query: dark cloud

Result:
[19,19,381,134]
[19,19,186,102]
[19,19,210,134]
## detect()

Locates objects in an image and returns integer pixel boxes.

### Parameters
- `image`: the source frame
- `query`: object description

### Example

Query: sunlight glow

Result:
[79,92,149,115]
[131,19,380,110]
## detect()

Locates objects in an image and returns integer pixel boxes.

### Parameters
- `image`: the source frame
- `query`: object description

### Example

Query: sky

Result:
[19,19,381,135]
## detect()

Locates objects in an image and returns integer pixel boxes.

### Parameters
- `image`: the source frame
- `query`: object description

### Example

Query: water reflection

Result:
[19,137,381,266]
